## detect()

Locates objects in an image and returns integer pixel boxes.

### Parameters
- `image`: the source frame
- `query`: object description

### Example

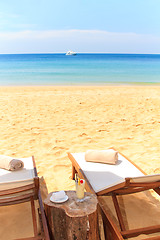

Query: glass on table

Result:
[75,178,85,200]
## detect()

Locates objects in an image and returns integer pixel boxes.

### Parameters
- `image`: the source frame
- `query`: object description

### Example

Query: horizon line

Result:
[0,52,160,55]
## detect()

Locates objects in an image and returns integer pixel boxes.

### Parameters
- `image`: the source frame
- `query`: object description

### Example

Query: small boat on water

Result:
[66,50,77,56]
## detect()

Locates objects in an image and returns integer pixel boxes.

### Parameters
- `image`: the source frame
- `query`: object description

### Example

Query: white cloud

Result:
[0,29,160,54]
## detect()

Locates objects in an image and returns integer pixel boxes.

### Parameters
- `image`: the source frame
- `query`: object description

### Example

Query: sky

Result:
[0,0,160,54]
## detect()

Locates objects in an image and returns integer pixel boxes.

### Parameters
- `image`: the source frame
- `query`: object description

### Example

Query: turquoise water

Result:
[0,53,160,85]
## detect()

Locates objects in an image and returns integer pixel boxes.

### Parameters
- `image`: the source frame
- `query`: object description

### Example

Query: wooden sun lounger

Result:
[0,156,50,240]
[68,148,160,240]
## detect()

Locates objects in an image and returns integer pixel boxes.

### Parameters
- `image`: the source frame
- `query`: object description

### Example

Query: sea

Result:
[0,53,160,86]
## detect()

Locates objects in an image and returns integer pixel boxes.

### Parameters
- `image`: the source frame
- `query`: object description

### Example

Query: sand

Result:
[0,85,160,239]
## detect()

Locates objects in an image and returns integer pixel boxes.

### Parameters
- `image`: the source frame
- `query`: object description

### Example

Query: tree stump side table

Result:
[44,191,100,240]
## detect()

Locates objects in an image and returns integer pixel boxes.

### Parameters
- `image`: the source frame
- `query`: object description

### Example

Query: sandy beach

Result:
[0,85,160,239]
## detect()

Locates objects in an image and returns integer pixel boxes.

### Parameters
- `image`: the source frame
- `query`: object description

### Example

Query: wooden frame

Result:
[68,149,160,240]
[0,156,50,240]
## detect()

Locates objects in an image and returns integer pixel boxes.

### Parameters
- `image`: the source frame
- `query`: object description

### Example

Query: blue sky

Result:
[0,0,160,54]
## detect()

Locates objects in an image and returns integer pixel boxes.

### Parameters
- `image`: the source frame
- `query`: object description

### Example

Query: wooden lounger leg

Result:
[99,205,111,240]
[98,197,124,240]
[112,193,126,232]
[30,196,38,237]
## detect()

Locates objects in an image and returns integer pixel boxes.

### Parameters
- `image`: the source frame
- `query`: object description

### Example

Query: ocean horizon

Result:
[0,53,160,86]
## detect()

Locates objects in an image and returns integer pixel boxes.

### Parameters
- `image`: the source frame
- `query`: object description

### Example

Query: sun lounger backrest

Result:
[130,174,160,183]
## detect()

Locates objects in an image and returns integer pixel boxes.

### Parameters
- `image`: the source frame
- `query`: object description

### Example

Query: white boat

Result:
[66,50,77,56]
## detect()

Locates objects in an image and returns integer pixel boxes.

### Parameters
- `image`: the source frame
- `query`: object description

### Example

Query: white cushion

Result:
[0,157,35,191]
[71,152,146,193]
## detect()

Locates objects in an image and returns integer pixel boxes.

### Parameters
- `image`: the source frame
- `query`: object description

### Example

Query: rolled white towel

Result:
[85,149,118,165]
[0,155,24,171]
[51,191,66,201]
